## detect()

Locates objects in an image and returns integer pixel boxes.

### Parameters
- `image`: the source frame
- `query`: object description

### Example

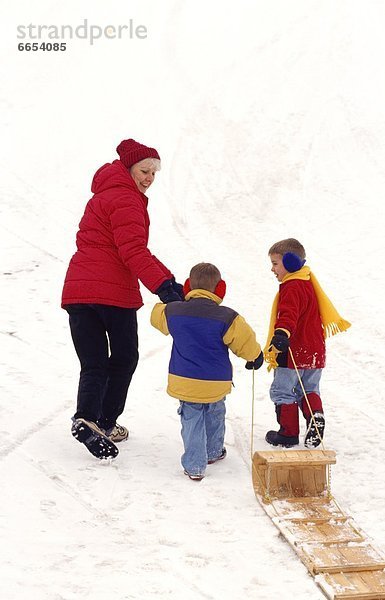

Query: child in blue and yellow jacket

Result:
[151,262,263,481]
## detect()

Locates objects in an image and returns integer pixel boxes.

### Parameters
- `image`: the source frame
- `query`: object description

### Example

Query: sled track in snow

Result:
[19,450,110,517]
[0,412,71,462]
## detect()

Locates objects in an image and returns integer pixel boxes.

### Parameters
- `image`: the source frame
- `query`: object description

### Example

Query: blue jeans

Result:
[270,367,322,406]
[178,399,226,476]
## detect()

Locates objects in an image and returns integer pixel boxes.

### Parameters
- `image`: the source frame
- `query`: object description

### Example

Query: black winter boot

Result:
[265,404,299,448]
[304,412,325,448]
[71,418,119,459]
[265,430,299,447]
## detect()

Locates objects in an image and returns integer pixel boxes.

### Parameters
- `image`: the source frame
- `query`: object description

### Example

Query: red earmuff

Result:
[214,279,226,299]
[183,278,191,297]
[183,278,227,299]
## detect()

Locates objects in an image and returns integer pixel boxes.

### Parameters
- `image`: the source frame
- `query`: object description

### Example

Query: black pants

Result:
[65,304,139,431]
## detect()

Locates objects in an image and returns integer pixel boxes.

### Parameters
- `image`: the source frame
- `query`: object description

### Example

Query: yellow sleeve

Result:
[223,315,261,361]
[150,303,169,335]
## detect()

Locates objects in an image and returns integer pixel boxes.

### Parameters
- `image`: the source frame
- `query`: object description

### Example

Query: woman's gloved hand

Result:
[156,279,183,303]
[171,277,185,300]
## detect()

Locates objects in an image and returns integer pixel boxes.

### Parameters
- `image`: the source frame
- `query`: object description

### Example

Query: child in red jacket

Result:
[264,238,351,448]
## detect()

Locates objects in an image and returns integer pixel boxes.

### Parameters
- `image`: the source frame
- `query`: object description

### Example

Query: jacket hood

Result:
[91,159,146,198]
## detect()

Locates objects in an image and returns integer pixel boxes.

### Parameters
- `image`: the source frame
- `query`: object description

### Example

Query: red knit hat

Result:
[116,138,160,168]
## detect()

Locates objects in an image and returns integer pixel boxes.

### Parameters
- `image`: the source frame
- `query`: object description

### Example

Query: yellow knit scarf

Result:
[264,266,351,369]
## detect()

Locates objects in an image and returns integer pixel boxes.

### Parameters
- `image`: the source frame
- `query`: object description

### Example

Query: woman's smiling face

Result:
[130,159,157,193]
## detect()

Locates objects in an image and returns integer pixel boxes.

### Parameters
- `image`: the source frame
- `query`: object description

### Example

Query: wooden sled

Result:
[252,450,385,600]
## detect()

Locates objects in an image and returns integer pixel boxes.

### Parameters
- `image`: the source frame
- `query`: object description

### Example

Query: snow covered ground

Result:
[1,1,385,598]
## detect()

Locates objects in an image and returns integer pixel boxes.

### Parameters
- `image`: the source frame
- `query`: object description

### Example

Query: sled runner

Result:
[252,449,385,599]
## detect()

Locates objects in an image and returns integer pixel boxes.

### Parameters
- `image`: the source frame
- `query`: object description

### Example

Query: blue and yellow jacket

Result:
[150,289,261,403]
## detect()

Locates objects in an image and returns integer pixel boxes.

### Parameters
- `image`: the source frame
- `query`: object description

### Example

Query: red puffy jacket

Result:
[61,160,172,309]
[275,279,326,369]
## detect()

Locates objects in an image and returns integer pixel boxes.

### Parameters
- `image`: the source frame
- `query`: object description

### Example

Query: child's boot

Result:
[265,403,299,448]
[184,470,205,481]
[301,393,325,448]
[304,412,325,448]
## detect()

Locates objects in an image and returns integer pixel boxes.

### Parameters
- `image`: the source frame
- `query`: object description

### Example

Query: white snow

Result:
[1,1,385,599]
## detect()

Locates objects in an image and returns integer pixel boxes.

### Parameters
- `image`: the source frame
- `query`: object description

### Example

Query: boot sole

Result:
[267,440,299,448]
[304,414,325,448]
[72,419,119,459]
[184,470,204,481]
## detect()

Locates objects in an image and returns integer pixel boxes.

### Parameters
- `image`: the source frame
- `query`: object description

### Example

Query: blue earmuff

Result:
[282,252,306,273]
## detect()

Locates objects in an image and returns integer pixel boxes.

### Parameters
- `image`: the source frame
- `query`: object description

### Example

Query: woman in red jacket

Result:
[62,138,183,460]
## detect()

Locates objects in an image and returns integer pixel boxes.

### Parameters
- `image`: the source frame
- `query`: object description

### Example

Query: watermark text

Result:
[17,19,147,46]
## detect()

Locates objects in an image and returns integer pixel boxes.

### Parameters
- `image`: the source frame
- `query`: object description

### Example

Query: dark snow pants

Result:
[65,304,139,431]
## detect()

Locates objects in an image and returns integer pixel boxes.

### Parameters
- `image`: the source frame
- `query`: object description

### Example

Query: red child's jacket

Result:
[275,279,325,369]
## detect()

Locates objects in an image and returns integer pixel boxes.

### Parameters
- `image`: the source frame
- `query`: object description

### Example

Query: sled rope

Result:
[249,359,334,506]
[250,368,275,504]
[250,367,255,460]
[289,348,333,499]
[250,368,279,507]
[288,348,324,450]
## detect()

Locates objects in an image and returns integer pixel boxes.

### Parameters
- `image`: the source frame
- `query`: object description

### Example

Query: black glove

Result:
[245,351,264,370]
[156,279,182,303]
[269,329,290,352]
[171,277,185,300]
